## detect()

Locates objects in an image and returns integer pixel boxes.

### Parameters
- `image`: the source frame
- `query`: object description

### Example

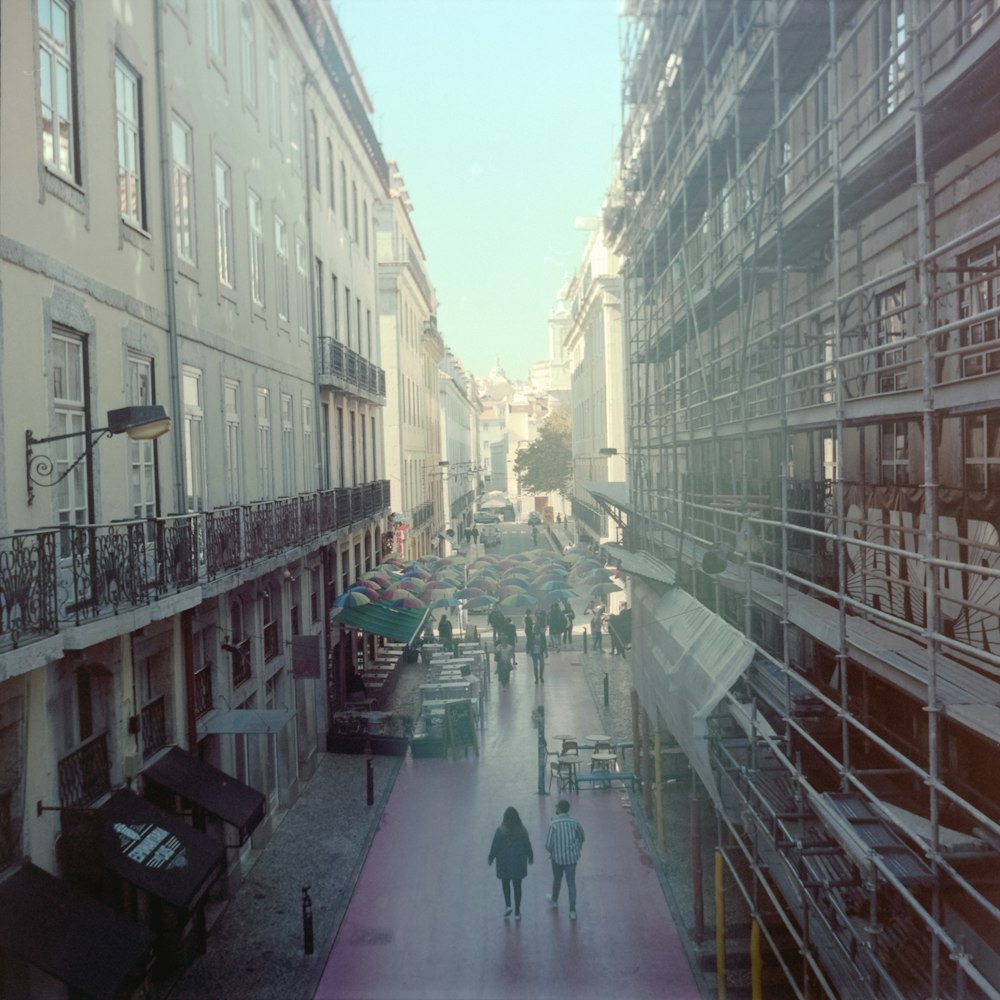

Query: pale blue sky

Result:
[334,0,622,380]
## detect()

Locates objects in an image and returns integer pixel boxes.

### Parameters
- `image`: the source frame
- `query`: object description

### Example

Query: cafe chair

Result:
[560,739,580,756]
[549,758,577,792]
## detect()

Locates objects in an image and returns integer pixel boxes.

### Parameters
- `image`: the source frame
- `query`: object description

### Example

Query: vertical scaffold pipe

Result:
[715,851,727,1000]
[630,689,641,777]
[751,917,763,1000]
[691,787,704,945]
[654,726,665,854]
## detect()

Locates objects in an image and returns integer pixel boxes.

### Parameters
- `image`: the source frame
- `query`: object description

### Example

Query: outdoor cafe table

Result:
[589,752,618,779]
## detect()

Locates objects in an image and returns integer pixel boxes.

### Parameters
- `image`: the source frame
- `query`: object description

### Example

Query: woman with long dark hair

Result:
[488,806,534,920]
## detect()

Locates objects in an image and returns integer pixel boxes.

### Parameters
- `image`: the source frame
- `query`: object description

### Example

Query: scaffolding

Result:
[615,1,1000,996]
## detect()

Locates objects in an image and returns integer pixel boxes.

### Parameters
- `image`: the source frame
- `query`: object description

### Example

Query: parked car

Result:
[526,511,541,525]
[474,511,500,524]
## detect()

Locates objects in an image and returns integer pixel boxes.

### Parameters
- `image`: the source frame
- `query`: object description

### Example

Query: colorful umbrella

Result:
[430,596,460,609]
[455,587,487,600]
[589,581,623,598]
[500,593,538,609]
[465,595,499,610]
[333,590,371,608]
[395,578,426,593]
[390,595,426,609]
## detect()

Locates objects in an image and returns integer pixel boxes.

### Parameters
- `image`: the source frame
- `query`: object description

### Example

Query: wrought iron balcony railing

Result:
[1,481,391,655]
[316,338,387,401]
[58,731,111,809]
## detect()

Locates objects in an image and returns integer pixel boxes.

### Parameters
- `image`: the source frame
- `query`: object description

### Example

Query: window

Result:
[248,189,265,306]
[331,274,339,340]
[308,112,319,191]
[215,156,234,286]
[363,200,369,257]
[38,0,78,178]
[267,40,281,139]
[127,355,157,522]
[281,393,294,495]
[296,237,308,338]
[206,0,224,64]
[351,181,359,241]
[960,240,1000,377]
[344,285,351,347]
[340,162,348,228]
[302,399,314,491]
[52,331,88,541]
[240,2,257,108]
[356,298,362,356]
[370,415,377,478]
[310,567,320,623]
[874,285,907,392]
[880,421,909,484]
[115,56,144,227]
[224,379,241,503]
[879,2,909,116]
[327,139,335,212]
[183,367,206,511]
[275,215,289,321]
[256,387,272,498]
[289,84,301,171]
[171,115,195,262]
[262,592,279,662]
[964,412,1000,489]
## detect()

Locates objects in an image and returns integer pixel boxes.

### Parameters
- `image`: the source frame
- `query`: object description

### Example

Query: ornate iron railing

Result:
[316,338,387,400]
[58,732,111,809]
[2,481,390,653]
[141,695,167,757]
[193,663,213,718]
[231,637,252,687]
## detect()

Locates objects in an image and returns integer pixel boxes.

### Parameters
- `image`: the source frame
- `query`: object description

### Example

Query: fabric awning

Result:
[0,863,154,1000]
[143,746,266,844]
[583,482,633,515]
[603,546,676,587]
[196,707,295,736]
[97,788,225,911]
[331,602,429,644]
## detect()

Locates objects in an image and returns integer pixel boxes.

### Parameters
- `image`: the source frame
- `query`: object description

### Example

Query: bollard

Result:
[366,757,374,806]
[583,628,588,654]
[603,672,609,707]
[302,886,314,955]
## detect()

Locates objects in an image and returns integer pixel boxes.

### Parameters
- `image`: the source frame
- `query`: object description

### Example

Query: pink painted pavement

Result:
[315,643,704,1000]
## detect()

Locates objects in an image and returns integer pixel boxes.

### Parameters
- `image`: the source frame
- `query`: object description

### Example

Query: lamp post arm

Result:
[25,427,113,506]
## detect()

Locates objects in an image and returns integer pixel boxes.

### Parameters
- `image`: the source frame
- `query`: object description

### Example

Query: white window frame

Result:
[183,367,206,511]
[256,387,272,498]
[115,55,144,227]
[52,330,88,541]
[248,189,265,306]
[38,0,78,179]
[960,240,1000,378]
[327,138,335,212]
[281,393,295,496]
[240,1,257,109]
[224,379,242,503]
[302,398,314,491]
[171,115,195,263]
[127,355,157,523]
[964,412,1000,490]
[296,237,309,339]
[275,215,289,321]
[215,156,234,287]
[874,285,907,393]
[880,421,910,485]
[206,0,224,64]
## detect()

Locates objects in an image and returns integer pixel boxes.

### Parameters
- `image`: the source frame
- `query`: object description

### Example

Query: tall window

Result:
[248,190,265,306]
[267,40,281,139]
[240,2,257,108]
[127,355,156,522]
[960,239,1000,377]
[38,0,78,179]
[115,56,144,227]
[52,331,88,538]
[296,237,308,339]
[351,181,359,241]
[215,156,234,286]
[370,415,377,479]
[326,139,335,212]
[256,387,272,498]
[874,285,907,392]
[964,413,1000,489]
[171,115,195,262]
[363,200,369,257]
[330,274,339,340]
[880,421,909,484]
[224,379,241,503]
[302,399,314,491]
[344,285,351,348]
[281,393,294,496]
[340,162,348,228]
[289,85,301,171]
[275,215,289,321]
[879,3,909,116]
[206,0,224,64]
[308,112,319,191]
[183,367,206,511]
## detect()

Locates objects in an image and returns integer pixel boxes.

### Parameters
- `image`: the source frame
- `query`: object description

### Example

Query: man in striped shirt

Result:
[544,799,585,919]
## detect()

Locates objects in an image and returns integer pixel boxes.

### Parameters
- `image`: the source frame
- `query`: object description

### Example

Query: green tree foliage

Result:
[513,408,572,498]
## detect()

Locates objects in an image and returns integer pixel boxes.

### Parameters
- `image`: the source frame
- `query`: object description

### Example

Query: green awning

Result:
[331,603,429,644]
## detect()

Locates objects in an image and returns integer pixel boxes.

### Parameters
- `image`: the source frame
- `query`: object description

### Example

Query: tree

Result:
[513,408,572,498]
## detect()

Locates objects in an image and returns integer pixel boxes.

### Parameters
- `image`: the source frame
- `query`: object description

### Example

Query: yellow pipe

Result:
[653,726,665,853]
[751,917,762,1000]
[715,851,726,1000]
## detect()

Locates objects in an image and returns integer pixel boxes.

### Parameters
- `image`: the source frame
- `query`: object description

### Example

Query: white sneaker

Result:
[504,907,512,917]
[514,912,522,921]
[546,893,558,907]
[569,909,577,920]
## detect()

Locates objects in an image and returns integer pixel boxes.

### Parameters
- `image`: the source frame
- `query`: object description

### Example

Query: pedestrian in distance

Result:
[470,525,480,547]
[502,616,517,651]
[531,524,539,546]
[488,806,534,920]
[495,636,515,688]
[524,611,535,646]
[488,606,504,648]
[562,600,575,645]
[528,626,548,683]
[545,799,585,920]
[438,613,454,652]
[590,609,604,652]
[548,603,566,651]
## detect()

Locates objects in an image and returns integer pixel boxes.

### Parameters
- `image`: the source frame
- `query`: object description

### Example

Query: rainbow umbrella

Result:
[589,581,623,598]
[333,590,371,608]
[391,595,426,609]
[500,593,538,609]
[430,596,460,609]
[455,587,487,600]
[465,595,499,610]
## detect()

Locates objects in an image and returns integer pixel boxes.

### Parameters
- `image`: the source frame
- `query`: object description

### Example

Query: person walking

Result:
[502,616,518,651]
[495,635,515,689]
[488,806,533,920]
[438,613,454,652]
[548,603,566,652]
[590,609,604,652]
[545,799,585,920]
[488,606,504,648]
[528,626,548,684]
[523,611,535,647]
[562,600,575,646]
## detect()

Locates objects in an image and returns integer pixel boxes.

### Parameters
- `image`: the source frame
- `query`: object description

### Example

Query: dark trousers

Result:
[550,859,578,909]
[532,652,545,681]
[501,878,523,914]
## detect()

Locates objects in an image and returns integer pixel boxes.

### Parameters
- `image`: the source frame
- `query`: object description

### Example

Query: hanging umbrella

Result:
[465,595,499,610]
[589,581,623,598]
[455,587,487,600]
[500,593,538,610]
[390,595,426,609]
[425,579,455,593]
[430,596,460,609]
[402,564,431,579]
[362,570,393,586]
[395,578,426,593]
[466,576,498,593]
[538,579,574,593]
[333,590,371,608]
[498,583,528,599]
[542,588,577,602]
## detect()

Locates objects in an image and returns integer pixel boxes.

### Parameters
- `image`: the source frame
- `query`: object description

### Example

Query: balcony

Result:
[58,732,111,809]
[317,338,386,403]
[1,481,391,657]
[140,696,168,757]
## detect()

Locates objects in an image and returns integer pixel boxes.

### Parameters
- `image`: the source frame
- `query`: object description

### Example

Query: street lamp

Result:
[26,404,172,505]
